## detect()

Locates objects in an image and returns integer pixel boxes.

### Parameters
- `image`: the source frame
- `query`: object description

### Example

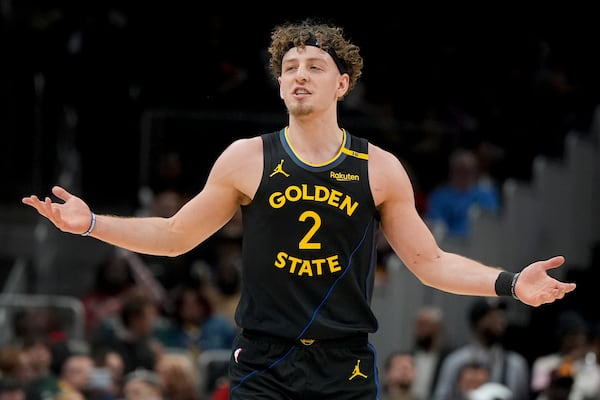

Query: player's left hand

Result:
[514,256,576,306]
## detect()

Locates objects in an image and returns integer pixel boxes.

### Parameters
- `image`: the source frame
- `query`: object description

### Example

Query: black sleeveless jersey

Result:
[236,127,380,340]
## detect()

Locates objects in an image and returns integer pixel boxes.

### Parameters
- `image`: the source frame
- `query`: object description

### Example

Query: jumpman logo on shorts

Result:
[269,159,290,177]
[348,359,368,380]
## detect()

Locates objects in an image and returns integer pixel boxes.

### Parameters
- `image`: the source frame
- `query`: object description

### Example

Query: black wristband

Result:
[495,271,517,298]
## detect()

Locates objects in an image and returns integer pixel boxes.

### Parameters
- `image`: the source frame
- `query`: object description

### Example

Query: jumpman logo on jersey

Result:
[348,359,368,380]
[269,159,290,177]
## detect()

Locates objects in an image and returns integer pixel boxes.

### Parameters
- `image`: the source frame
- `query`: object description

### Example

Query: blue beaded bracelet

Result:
[81,212,96,237]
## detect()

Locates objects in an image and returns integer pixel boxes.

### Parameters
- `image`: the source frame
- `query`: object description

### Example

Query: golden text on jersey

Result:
[269,182,360,277]
[237,130,379,339]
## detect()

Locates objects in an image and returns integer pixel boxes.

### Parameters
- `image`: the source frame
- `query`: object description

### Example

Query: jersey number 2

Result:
[298,211,321,250]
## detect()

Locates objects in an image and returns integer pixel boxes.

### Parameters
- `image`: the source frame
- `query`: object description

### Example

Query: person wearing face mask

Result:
[410,306,454,400]
[432,298,530,400]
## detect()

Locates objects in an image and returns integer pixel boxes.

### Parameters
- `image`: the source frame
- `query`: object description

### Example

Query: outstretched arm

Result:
[22,137,263,257]
[22,183,236,256]
[369,144,576,307]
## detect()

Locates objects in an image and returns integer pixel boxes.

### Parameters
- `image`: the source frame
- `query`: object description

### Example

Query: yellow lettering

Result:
[269,192,285,208]
[301,184,314,201]
[313,258,325,275]
[297,260,313,276]
[328,189,342,208]
[340,196,358,216]
[285,186,302,202]
[287,255,302,274]
[314,185,329,202]
[267,185,358,216]
[327,255,341,273]
[272,253,342,276]
[274,251,288,268]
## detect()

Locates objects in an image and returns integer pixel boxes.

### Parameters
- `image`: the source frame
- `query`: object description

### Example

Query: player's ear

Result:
[278,77,284,99]
[337,75,349,98]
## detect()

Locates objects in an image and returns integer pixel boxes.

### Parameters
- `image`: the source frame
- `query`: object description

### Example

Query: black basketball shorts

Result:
[228,329,380,399]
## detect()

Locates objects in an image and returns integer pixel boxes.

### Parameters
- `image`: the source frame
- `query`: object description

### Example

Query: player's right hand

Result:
[22,185,93,235]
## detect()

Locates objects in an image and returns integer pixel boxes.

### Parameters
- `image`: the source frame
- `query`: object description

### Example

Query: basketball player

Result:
[22,18,576,399]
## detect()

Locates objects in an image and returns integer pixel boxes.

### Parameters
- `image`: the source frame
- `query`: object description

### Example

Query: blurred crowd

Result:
[3,280,600,399]
[0,204,242,399]
[380,300,600,400]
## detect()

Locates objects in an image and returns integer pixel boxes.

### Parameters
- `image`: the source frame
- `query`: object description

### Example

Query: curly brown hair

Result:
[268,19,363,97]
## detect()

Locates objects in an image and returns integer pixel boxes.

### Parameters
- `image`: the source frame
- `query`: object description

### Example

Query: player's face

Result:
[278,46,347,117]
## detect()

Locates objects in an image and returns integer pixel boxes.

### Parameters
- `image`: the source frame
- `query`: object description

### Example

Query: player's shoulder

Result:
[366,141,413,198]
[225,135,264,154]
[214,136,264,169]
[367,142,403,170]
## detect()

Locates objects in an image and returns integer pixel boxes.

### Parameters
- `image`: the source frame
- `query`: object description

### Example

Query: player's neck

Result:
[286,119,344,164]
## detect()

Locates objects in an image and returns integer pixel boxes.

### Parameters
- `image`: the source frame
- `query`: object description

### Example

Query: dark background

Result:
[2,8,599,209]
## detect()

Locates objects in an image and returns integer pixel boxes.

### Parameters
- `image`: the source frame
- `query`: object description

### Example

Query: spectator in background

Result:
[411,306,453,400]
[155,282,237,358]
[381,350,420,400]
[201,233,243,329]
[536,369,574,400]
[91,287,164,374]
[433,298,529,400]
[473,142,505,191]
[0,377,26,400]
[10,307,72,376]
[456,361,492,400]
[122,369,163,400]
[425,148,500,238]
[20,336,60,400]
[0,344,32,389]
[455,360,514,400]
[531,310,600,400]
[90,347,125,400]
[194,209,243,329]
[81,250,137,338]
[55,354,94,400]
[154,353,200,400]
